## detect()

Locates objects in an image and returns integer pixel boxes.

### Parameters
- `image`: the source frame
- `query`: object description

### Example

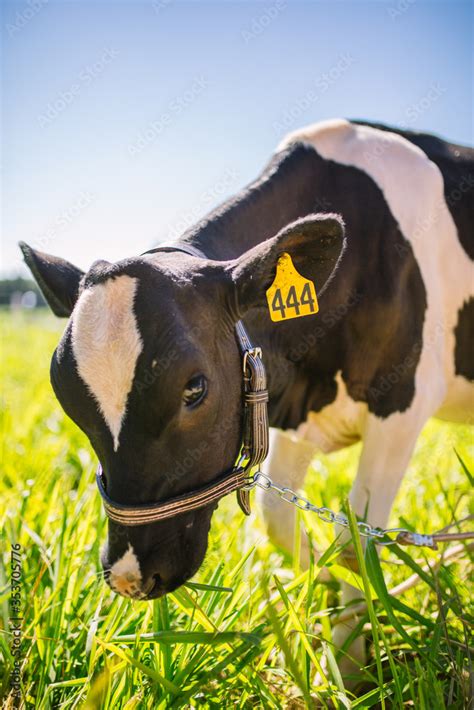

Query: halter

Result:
[95,243,269,525]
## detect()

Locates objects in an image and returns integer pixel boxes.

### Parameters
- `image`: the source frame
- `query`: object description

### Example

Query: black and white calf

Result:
[22,119,473,663]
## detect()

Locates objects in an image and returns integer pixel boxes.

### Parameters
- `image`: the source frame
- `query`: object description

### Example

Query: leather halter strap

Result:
[95,242,269,525]
[96,464,250,525]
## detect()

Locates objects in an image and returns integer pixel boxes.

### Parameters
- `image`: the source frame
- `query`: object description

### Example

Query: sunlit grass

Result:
[1,311,472,708]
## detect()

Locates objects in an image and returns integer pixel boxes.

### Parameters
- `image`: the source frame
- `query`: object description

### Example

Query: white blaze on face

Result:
[71,275,143,450]
[108,544,143,598]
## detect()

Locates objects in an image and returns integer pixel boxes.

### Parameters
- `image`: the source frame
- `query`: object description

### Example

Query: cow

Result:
[21,119,473,672]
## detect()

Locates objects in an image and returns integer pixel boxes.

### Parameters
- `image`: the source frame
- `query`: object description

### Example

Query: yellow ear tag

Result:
[266,253,319,322]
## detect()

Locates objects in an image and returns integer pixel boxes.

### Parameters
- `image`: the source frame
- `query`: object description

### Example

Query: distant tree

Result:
[0,278,46,308]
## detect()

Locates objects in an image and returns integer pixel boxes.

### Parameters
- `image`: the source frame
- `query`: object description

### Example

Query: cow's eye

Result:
[183,375,207,408]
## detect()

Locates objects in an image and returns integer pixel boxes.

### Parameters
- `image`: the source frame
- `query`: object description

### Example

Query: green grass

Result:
[1,310,473,708]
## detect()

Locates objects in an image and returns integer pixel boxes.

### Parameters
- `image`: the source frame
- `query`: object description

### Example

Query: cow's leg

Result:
[257,427,318,566]
[333,403,437,676]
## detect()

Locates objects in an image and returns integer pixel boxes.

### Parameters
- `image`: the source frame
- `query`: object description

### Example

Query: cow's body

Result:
[252,121,472,454]
[179,118,474,666]
[21,118,473,672]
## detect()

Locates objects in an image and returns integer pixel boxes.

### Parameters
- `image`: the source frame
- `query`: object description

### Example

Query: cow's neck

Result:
[176,142,354,430]
[178,143,325,260]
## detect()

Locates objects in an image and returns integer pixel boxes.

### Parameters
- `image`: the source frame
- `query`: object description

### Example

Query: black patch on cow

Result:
[454,297,474,381]
[182,141,427,423]
[353,120,474,260]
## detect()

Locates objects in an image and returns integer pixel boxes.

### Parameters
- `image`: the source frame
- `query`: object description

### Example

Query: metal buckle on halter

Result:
[237,343,269,515]
[242,347,262,375]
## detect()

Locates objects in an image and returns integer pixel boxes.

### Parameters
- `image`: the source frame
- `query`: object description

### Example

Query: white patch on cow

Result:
[71,275,143,450]
[277,117,349,154]
[297,372,366,453]
[109,544,143,598]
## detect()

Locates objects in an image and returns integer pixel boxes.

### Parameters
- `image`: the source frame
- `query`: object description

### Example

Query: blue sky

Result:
[2,0,472,276]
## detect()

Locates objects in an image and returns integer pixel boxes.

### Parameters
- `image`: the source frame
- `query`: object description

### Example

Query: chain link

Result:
[245,471,411,546]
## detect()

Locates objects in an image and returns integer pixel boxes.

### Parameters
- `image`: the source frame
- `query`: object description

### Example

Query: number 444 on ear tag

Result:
[266,253,319,322]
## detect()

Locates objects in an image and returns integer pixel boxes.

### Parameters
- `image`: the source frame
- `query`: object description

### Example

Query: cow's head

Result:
[20,214,345,599]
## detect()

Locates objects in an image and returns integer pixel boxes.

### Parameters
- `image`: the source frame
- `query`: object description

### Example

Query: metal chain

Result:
[244,471,474,549]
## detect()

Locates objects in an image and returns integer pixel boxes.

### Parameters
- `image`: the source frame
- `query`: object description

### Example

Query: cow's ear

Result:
[19,242,85,317]
[228,214,345,317]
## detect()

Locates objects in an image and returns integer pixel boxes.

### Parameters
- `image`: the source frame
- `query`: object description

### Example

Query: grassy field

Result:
[1,310,473,709]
